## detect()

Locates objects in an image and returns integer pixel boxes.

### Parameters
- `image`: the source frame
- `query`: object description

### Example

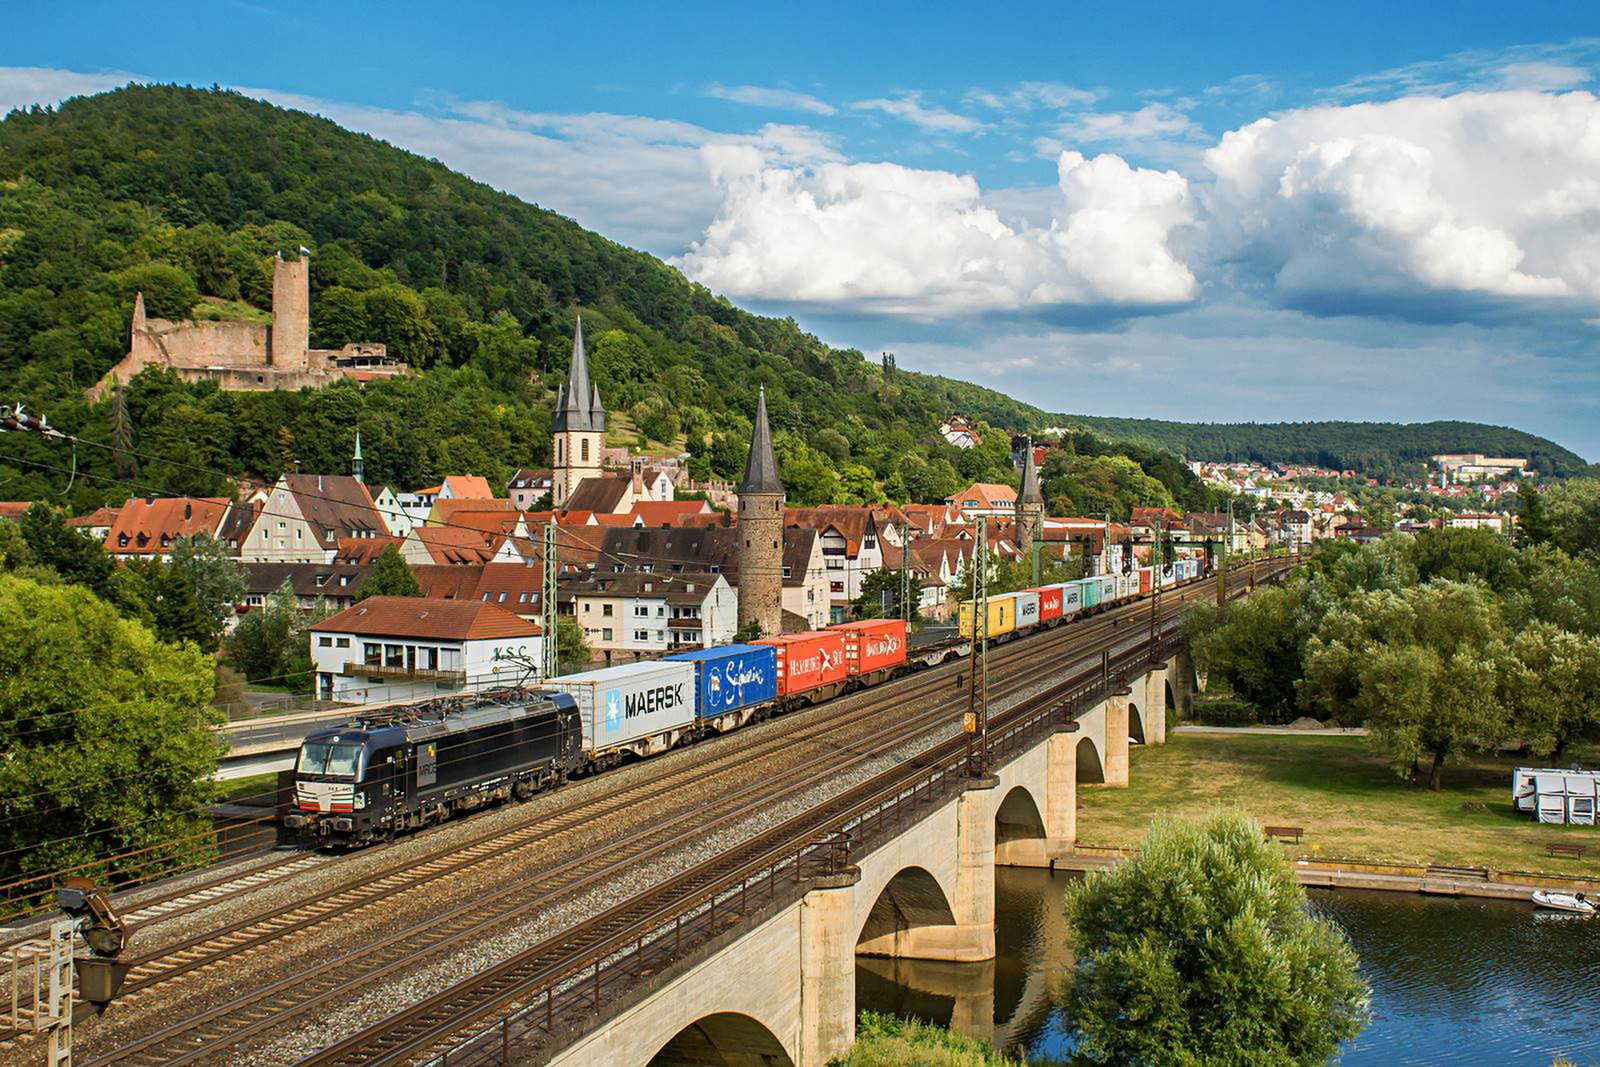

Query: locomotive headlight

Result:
[354,792,366,810]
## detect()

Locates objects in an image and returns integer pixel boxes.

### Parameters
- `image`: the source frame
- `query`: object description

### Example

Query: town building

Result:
[784,506,889,623]
[567,571,735,657]
[240,561,372,615]
[507,469,553,510]
[945,482,1018,519]
[91,251,407,399]
[552,318,606,508]
[237,474,386,564]
[308,596,544,704]
[1447,512,1509,533]
[737,387,785,637]
[1430,453,1531,483]
[938,417,981,449]
[103,496,229,561]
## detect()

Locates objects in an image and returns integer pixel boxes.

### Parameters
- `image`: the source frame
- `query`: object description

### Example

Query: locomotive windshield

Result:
[296,742,363,779]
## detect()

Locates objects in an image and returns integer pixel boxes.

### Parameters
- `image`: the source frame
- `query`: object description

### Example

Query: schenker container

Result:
[665,644,778,720]
[755,631,849,696]
[1030,586,1063,623]
[542,660,697,755]
[831,618,909,676]
[1061,581,1084,617]
[1078,578,1100,611]
[958,595,1017,640]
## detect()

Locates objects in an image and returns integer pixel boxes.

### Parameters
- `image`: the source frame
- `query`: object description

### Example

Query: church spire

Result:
[740,386,782,495]
[352,429,364,484]
[554,317,598,432]
[1019,437,1043,505]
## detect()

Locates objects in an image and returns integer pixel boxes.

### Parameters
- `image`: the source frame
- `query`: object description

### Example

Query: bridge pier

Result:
[799,870,861,1066]
[1171,648,1199,720]
[1101,692,1130,787]
[1143,665,1169,745]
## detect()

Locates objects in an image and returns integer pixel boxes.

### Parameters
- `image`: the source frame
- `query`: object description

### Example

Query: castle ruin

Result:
[90,251,409,399]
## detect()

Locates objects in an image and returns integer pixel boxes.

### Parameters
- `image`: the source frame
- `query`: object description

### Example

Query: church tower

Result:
[351,429,364,485]
[552,317,605,508]
[1016,437,1045,562]
[737,387,785,638]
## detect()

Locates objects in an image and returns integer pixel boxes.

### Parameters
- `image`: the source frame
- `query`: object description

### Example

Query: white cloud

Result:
[967,81,1102,111]
[850,93,983,133]
[0,66,140,114]
[1323,40,1598,102]
[706,83,835,115]
[673,149,1195,317]
[1054,102,1201,144]
[235,87,837,253]
[1495,62,1591,91]
[1203,90,1600,312]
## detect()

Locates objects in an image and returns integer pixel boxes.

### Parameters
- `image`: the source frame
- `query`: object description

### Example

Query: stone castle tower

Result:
[270,251,311,368]
[1016,437,1045,561]
[737,387,785,637]
[552,317,605,508]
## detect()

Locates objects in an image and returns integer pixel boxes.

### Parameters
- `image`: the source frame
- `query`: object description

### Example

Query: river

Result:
[856,867,1600,1065]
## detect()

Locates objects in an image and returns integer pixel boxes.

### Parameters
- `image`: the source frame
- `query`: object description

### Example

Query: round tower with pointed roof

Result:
[737,387,785,637]
[1016,437,1045,561]
[552,317,606,508]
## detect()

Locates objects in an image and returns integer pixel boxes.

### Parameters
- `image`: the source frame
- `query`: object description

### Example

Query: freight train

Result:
[288,558,1206,844]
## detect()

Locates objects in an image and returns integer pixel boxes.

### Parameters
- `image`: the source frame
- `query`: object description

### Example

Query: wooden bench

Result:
[1264,826,1304,844]
[1546,842,1586,860]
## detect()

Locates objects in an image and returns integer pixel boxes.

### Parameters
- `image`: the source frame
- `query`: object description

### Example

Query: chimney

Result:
[184,502,192,520]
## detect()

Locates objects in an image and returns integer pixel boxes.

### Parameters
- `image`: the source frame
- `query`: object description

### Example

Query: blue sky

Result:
[6,3,1600,455]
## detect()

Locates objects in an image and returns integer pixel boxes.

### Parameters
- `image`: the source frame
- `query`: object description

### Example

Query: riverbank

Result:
[838,1012,1032,1066]
[1074,733,1600,879]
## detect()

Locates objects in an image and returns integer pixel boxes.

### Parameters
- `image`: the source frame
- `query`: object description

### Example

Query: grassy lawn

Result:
[1077,733,1600,879]
[215,771,281,805]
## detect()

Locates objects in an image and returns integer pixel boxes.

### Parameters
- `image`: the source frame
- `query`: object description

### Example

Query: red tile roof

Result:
[311,596,541,640]
[0,502,35,520]
[105,496,229,555]
[628,500,712,526]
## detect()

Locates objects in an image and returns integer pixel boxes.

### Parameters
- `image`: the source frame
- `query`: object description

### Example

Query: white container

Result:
[1059,581,1083,617]
[544,660,698,757]
[1013,591,1040,630]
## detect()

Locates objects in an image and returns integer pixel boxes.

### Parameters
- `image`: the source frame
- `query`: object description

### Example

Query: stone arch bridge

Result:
[534,654,1192,1066]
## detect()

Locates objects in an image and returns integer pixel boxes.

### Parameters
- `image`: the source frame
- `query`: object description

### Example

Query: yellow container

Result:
[958,594,1016,640]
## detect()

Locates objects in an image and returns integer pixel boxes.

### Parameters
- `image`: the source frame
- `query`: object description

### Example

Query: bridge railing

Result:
[428,618,1196,1065]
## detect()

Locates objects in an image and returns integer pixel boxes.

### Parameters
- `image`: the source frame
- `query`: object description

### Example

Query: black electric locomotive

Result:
[284,688,583,845]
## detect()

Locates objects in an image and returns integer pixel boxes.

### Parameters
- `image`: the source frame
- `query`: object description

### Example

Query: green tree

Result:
[168,533,245,644]
[851,567,921,626]
[1500,622,1600,761]
[115,558,213,650]
[19,503,115,597]
[0,574,221,897]
[355,545,422,601]
[1515,482,1554,547]
[227,581,323,690]
[1184,579,1331,723]
[555,615,591,674]
[1061,810,1369,1065]
[1304,582,1511,790]
[111,262,199,319]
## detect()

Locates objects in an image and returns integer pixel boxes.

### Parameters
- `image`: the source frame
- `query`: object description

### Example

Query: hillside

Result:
[1044,415,1586,481]
[0,85,1572,522]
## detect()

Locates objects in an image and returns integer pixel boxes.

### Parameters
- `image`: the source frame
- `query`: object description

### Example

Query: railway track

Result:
[298,564,1293,1066]
[73,564,1291,1066]
[81,590,1176,1066]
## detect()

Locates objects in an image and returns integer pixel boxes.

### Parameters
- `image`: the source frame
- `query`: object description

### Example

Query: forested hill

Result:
[0,84,1078,510]
[1047,416,1587,481]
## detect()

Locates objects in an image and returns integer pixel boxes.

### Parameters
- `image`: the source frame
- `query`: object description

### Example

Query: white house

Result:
[308,596,544,704]
[569,571,735,656]
[369,484,415,539]
[1447,512,1508,533]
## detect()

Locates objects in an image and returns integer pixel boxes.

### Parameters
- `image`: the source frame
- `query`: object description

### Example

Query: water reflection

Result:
[855,868,1600,1066]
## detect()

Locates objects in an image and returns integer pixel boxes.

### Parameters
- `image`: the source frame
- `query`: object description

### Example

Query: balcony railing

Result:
[341,661,466,684]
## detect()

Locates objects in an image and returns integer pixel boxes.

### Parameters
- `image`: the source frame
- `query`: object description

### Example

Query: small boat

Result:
[1531,890,1596,915]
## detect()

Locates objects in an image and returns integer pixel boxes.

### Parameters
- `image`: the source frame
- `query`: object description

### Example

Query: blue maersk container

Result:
[665,644,779,720]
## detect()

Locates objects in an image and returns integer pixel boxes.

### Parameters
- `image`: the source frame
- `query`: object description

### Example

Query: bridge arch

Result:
[994,785,1046,849]
[1076,736,1104,784]
[1128,699,1146,746]
[648,1011,795,1066]
[856,865,959,957]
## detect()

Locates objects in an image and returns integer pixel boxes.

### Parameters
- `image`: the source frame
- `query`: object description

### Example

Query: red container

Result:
[1138,568,1153,595]
[831,618,908,675]
[1028,586,1063,623]
[755,631,849,696]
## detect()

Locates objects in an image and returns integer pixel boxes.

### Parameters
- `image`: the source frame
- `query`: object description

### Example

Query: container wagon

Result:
[1030,586,1063,624]
[832,618,909,685]
[1078,577,1100,612]
[543,660,699,771]
[1061,580,1084,619]
[665,643,779,733]
[756,630,851,705]
[286,689,583,845]
[1013,590,1041,631]
[958,594,1017,640]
